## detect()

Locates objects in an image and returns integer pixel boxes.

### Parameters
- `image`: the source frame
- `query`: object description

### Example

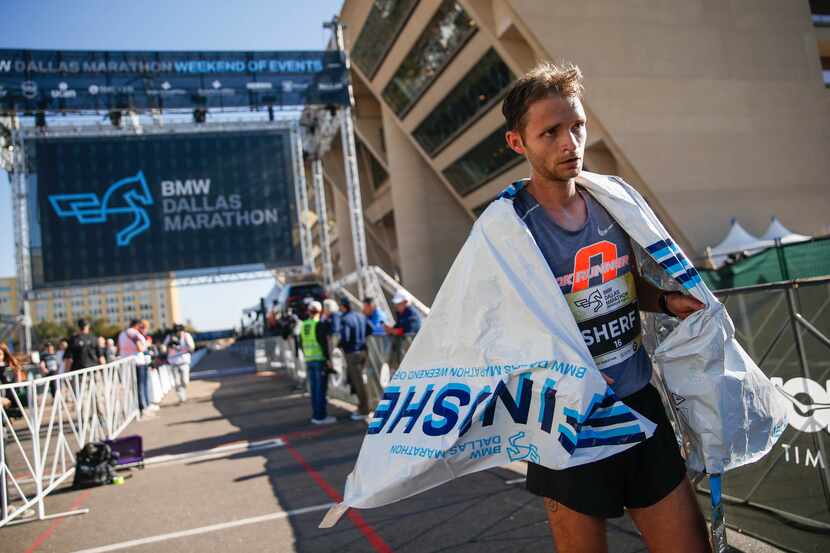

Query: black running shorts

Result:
[526,383,686,518]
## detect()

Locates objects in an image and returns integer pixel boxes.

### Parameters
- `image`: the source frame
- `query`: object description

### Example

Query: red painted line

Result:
[24,489,92,553]
[283,439,393,553]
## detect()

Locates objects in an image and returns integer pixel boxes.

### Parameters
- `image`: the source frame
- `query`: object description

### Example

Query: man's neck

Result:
[524,173,587,231]
[525,174,579,211]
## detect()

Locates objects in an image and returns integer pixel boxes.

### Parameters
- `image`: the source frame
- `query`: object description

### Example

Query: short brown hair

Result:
[502,62,584,133]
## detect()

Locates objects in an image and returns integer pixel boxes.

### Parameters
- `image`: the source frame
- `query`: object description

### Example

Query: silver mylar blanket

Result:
[320,171,788,528]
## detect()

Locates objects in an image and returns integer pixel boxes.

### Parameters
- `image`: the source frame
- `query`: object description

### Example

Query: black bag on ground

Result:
[73,442,119,488]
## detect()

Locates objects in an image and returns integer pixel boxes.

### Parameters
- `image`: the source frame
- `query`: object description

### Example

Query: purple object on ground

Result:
[104,435,144,468]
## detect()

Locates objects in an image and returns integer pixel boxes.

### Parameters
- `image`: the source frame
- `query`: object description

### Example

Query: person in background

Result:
[39,342,60,397]
[0,342,22,384]
[384,291,422,338]
[338,297,371,420]
[300,301,335,425]
[291,307,303,357]
[266,300,280,336]
[0,342,24,416]
[98,336,115,363]
[118,319,150,417]
[55,338,69,369]
[322,298,342,348]
[0,349,13,521]
[65,319,105,372]
[384,291,422,375]
[106,338,117,362]
[164,323,195,404]
[362,297,388,336]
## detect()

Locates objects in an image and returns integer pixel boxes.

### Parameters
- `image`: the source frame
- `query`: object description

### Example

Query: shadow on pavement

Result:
[202,365,649,553]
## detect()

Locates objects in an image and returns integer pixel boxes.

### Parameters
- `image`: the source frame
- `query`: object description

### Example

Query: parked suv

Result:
[277,281,326,320]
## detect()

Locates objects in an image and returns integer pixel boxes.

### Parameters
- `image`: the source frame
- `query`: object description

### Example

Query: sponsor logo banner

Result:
[0,49,348,112]
[29,129,300,286]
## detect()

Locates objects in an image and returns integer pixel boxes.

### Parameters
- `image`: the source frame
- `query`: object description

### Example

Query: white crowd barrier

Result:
[0,356,179,528]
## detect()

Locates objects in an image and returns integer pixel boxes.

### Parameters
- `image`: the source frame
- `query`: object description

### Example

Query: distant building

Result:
[4,277,180,331]
[0,276,19,318]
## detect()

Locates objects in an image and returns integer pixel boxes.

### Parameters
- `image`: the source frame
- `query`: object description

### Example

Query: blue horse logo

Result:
[506,431,540,463]
[49,171,153,247]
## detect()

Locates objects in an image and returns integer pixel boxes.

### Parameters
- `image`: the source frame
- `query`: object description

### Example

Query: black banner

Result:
[0,49,348,113]
[28,129,301,287]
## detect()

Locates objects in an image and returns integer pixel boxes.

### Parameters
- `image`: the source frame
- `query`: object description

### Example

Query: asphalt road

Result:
[2,349,783,553]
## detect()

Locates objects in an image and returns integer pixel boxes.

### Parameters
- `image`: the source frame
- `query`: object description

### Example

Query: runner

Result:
[501,62,709,553]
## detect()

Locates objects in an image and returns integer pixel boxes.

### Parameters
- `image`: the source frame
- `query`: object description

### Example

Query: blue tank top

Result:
[512,185,652,398]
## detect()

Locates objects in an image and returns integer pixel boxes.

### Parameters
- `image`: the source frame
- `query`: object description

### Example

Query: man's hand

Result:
[666,292,705,320]
[2,397,10,409]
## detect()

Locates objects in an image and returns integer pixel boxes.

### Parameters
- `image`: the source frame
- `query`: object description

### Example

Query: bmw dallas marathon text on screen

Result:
[28,129,301,286]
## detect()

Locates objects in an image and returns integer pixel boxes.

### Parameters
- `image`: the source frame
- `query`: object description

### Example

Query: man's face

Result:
[362,303,373,316]
[506,95,587,184]
[59,340,68,350]
[394,301,407,314]
[47,344,55,354]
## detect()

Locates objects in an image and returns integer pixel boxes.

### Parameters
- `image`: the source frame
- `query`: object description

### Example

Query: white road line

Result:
[504,477,526,485]
[70,502,335,553]
[190,366,256,379]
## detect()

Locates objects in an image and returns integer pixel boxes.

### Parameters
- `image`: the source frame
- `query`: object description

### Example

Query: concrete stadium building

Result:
[313,0,830,304]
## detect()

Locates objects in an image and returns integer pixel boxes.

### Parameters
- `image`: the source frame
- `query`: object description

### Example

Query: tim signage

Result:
[29,129,301,287]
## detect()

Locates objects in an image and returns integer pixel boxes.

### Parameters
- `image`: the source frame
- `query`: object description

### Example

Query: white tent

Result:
[706,219,765,268]
[759,216,811,245]
[707,217,812,269]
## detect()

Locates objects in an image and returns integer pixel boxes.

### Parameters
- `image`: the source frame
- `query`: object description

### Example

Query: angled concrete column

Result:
[381,106,472,304]
[332,184,357,278]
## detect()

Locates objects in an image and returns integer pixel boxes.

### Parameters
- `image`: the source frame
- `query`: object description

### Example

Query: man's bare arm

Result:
[630,253,662,313]
[631,249,704,319]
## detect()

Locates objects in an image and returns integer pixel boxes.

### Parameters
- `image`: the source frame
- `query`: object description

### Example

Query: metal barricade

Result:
[1,356,138,528]
[699,277,830,549]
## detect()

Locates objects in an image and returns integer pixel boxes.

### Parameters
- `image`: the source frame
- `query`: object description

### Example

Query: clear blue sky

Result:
[0,0,343,331]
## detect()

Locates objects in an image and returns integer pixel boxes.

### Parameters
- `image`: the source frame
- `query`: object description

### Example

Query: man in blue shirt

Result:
[362,297,388,336]
[339,297,371,420]
[384,291,422,376]
[384,291,421,337]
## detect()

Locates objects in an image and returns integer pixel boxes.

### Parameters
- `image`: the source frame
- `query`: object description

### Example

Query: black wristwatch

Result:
[658,291,679,317]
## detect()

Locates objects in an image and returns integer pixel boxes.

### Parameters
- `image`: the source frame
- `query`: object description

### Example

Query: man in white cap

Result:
[384,291,422,373]
[300,300,336,424]
[322,298,343,348]
[384,291,422,338]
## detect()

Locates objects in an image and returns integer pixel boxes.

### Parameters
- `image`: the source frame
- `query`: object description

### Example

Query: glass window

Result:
[414,49,514,156]
[382,1,477,118]
[442,124,523,197]
[352,0,420,79]
[358,141,388,190]
[369,154,388,190]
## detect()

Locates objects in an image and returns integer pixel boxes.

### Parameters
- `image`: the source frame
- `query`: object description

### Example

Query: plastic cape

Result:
[319,171,787,528]
[575,172,787,475]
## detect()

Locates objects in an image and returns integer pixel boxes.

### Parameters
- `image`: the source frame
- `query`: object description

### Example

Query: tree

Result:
[32,320,73,347]
[91,318,121,340]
